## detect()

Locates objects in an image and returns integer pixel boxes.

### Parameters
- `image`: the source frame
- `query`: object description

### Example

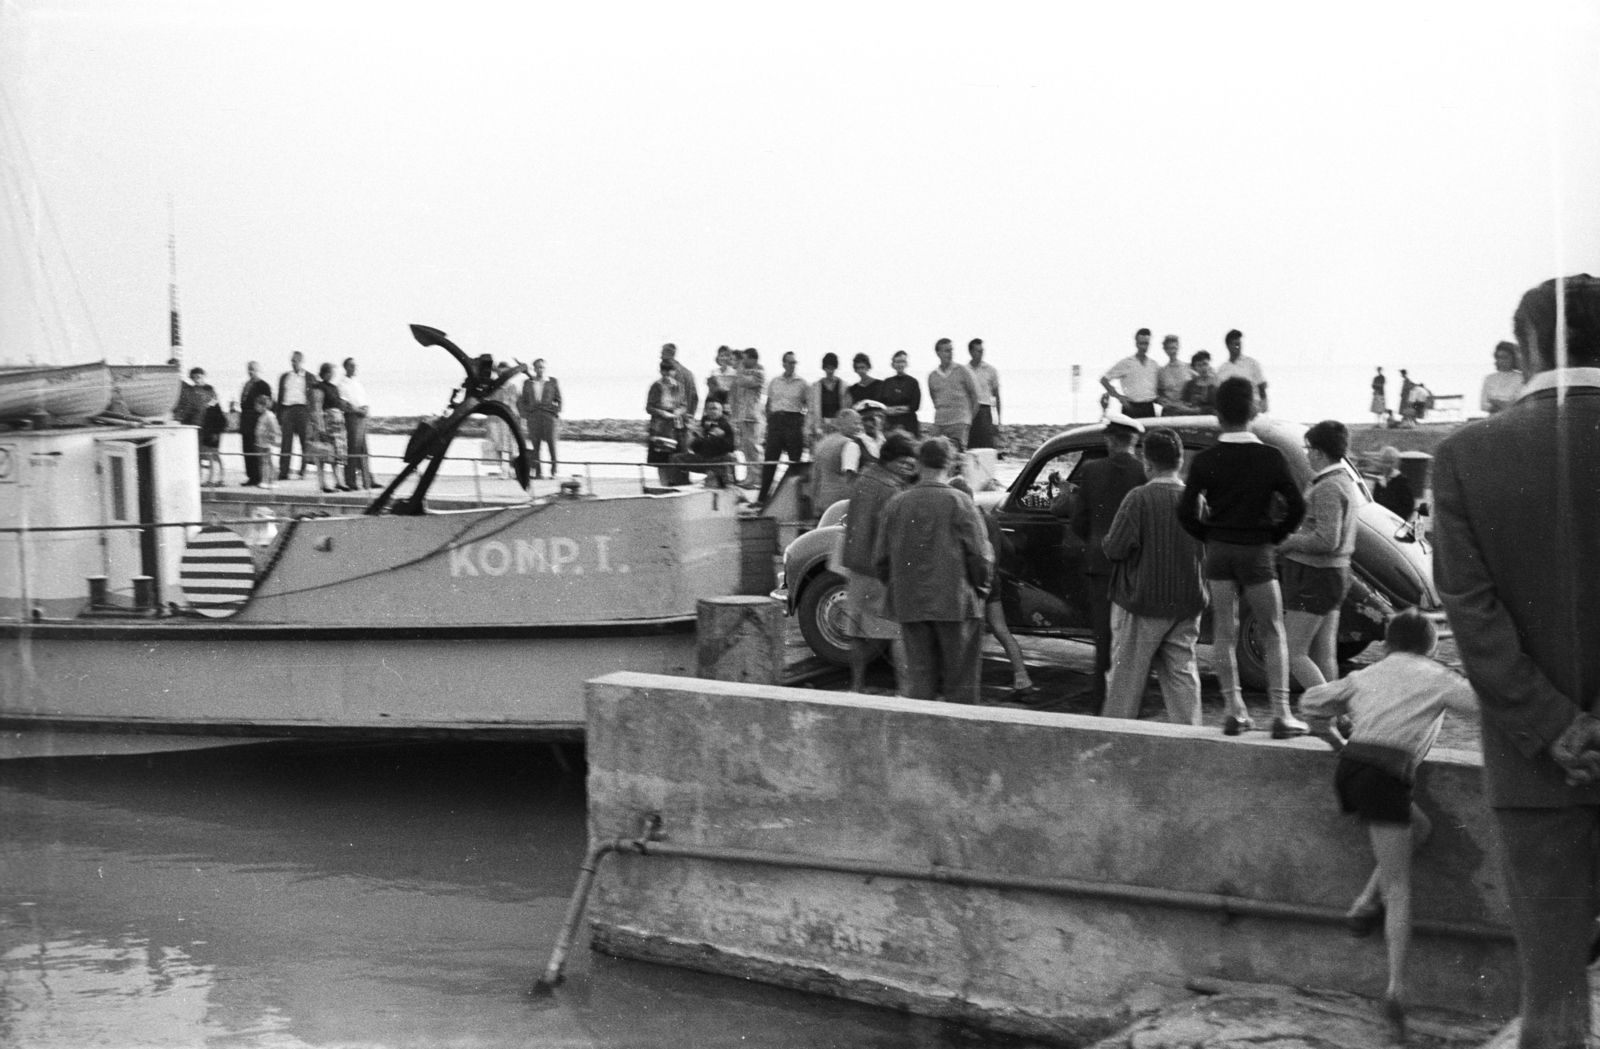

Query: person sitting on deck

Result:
[670,399,738,487]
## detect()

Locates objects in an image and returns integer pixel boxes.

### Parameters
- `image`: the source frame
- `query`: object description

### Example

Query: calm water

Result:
[0,741,1019,1049]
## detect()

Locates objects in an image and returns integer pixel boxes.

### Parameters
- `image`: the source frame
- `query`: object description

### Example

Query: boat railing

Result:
[207,447,796,505]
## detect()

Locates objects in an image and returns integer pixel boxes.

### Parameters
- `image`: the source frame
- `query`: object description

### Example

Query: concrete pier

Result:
[584,672,1514,1043]
[696,597,784,685]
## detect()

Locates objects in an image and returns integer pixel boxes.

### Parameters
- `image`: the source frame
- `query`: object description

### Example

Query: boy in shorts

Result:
[1177,377,1305,735]
[1301,609,1477,1041]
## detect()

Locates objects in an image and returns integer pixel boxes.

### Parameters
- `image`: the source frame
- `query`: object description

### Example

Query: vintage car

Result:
[774,416,1439,689]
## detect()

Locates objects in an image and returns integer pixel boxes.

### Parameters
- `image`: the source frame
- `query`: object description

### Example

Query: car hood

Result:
[1354,502,1439,609]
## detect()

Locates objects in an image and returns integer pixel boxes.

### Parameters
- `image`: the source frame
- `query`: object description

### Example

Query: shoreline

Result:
[370,416,1466,459]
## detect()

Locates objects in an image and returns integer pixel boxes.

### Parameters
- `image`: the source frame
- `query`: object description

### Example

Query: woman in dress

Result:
[308,362,349,493]
[477,363,520,479]
[1369,368,1387,424]
[1479,341,1523,415]
[646,359,688,484]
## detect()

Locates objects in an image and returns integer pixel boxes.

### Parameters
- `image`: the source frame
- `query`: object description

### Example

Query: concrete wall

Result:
[585,673,1515,1042]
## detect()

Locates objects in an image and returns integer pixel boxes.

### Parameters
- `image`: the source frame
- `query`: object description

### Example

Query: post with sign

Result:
[1070,364,1081,423]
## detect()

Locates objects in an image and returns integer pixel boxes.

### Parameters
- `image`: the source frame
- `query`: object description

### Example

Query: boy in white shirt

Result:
[1302,609,1478,1041]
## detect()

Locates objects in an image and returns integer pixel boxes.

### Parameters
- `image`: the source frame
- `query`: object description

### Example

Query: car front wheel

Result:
[797,570,856,666]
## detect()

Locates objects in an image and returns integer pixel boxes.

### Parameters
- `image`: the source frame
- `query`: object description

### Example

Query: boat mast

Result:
[168,197,181,366]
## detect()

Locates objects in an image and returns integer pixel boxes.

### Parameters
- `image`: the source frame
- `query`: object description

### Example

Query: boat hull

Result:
[0,362,113,422]
[0,619,696,740]
[109,363,181,418]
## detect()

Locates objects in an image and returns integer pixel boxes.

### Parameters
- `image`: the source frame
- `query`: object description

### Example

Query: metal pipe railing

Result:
[530,813,1515,994]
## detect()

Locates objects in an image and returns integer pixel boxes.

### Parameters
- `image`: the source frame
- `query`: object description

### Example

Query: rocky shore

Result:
[369,416,1464,460]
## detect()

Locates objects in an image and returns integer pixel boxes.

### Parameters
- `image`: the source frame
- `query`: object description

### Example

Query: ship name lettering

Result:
[448,536,624,578]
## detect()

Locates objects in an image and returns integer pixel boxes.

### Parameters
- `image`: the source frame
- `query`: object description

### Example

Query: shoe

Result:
[1009,684,1040,698]
[1272,716,1310,739]
[335,485,353,492]
[1222,714,1255,736]
[1381,996,1406,1043]
[1347,903,1384,938]
[322,487,337,493]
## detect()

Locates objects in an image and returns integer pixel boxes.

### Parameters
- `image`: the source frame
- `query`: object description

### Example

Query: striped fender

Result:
[180,525,257,618]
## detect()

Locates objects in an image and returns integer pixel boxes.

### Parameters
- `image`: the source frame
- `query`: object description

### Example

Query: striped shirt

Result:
[1101,476,1207,618]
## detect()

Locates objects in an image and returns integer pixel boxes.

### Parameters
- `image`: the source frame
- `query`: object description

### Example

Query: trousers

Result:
[278,404,309,479]
[1494,806,1600,1049]
[1085,576,1113,701]
[758,412,806,502]
[241,412,262,485]
[344,412,372,488]
[900,619,983,705]
[1104,605,1201,723]
[526,412,559,477]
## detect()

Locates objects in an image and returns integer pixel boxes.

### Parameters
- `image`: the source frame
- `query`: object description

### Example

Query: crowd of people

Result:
[640,338,1006,500]
[172,353,376,492]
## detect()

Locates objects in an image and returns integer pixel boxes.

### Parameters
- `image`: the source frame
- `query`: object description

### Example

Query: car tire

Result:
[1235,602,1271,694]
[1235,608,1372,692]
[797,570,878,666]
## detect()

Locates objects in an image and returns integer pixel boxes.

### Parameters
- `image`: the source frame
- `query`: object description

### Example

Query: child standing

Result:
[198,392,228,486]
[1301,609,1478,1041]
[253,395,281,490]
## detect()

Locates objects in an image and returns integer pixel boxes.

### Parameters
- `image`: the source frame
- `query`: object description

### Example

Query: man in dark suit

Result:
[1433,273,1600,1048]
[517,358,563,478]
[1056,413,1148,707]
[874,436,994,705]
[238,361,273,487]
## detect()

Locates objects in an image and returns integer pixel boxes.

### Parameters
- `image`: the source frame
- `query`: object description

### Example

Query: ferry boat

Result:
[0,327,745,741]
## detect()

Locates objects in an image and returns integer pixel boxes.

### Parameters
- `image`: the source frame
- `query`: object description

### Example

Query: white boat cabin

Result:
[0,422,199,619]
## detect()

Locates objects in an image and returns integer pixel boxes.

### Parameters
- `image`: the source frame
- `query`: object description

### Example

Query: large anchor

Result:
[365,324,532,516]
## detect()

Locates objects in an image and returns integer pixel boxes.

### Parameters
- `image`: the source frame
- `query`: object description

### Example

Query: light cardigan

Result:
[1278,465,1359,569]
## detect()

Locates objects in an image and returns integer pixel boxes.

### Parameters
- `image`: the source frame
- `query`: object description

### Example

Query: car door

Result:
[991,443,1104,634]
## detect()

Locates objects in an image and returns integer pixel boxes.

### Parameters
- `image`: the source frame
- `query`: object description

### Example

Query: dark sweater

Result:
[1177,438,1306,545]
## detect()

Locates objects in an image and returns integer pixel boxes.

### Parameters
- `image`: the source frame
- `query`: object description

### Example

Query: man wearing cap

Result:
[854,399,887,461]
[1101,329,1161,418]
[1056,412,1148,706]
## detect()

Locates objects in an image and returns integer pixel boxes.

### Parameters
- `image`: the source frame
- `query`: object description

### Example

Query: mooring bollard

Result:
[696,596,783,685]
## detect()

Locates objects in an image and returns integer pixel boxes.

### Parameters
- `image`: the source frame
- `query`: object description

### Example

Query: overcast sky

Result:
[3,0,1598,422]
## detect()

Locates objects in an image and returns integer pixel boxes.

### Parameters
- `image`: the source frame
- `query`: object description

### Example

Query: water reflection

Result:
[0,741,1029,1048]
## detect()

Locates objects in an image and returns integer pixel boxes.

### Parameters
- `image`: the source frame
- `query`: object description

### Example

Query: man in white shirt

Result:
[1100,328,1161,418]
[337,357,374,489]
[1216,329,1268,412]
[276,351,310,480]
[967,338,1002,449]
